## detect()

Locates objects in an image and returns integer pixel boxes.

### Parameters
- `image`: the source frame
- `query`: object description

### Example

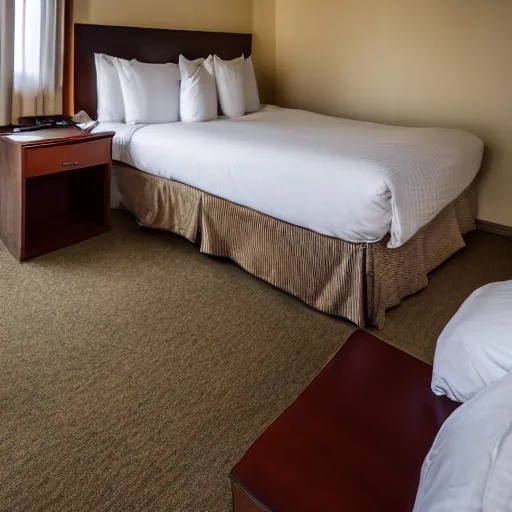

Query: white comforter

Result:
[97,106,483,248]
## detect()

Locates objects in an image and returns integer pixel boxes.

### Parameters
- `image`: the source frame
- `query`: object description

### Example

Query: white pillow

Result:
[413,370,512,512]
[244,55,261,113]
[94,53,126,122]
[213,55,246,118]
[115,60,181,124]
[179,55,217,123]
[432,281,512,402]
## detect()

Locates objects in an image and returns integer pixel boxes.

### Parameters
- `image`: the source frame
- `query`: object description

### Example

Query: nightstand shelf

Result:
[0,128,114,261]
[24,217,109,261]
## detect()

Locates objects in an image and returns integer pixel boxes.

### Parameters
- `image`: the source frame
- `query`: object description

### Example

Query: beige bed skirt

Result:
[116,164,476,328]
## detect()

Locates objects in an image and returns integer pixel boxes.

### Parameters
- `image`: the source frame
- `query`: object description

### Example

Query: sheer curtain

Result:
[0,0,64,125]
[0,0,15,125]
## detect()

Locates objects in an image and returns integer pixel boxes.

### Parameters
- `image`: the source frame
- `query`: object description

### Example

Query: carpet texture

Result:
[372,229,512,362]
[1,212,512,512]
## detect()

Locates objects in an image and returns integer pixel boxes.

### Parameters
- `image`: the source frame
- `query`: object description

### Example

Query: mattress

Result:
[95,106,483,248]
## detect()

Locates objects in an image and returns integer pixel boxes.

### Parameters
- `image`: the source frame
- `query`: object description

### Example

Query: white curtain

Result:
[1,0,64,125]
[0,0,15,125]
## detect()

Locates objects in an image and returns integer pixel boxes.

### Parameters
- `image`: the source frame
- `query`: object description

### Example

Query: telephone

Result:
[13,115,75,133]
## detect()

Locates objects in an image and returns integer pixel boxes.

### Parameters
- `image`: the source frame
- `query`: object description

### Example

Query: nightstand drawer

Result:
[25,138,111,178]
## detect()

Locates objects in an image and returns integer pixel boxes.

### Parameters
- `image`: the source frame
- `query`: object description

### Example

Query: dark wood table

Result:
[230,331,459,512]
[0,127,114,261]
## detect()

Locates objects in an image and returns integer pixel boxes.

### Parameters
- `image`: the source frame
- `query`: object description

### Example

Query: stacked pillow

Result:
[115,60,181,124]
[95,54,180,124]
[94,54,126,123]
[213,55,260,117]
[94,52,261,124]
[178,55,217,123]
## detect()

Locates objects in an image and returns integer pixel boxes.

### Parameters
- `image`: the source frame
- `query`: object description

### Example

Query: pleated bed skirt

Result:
[115,164,476,328]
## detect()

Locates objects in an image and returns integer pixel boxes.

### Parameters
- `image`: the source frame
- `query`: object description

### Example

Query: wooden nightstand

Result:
[0,127,115,261]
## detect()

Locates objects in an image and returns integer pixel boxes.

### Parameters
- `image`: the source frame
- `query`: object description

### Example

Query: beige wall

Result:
[252,0,276,104]
[74,0,252,33]
[275,0,512,226]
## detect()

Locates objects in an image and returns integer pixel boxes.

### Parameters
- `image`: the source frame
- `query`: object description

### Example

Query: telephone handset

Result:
[13,115,75,133]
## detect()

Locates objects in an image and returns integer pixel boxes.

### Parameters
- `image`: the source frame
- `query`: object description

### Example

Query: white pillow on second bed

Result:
[213,55,246,118]
[244,56,261,113]
[213,54,261,118]
[432,280,512,402]
[94,53,127,122]
[94,52,260,124]
[115,59,181,124]
[179,55,217,123]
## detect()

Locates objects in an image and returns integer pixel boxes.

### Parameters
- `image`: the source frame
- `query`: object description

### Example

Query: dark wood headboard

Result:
[74,23,252,117]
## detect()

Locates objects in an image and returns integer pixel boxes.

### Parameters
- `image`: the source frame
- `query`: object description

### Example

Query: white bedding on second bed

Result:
[98,106,483,248]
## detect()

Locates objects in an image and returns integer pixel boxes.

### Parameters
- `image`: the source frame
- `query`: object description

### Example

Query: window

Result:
[14,0,43,87]
[1,0,70,125]
[8,0,64,122]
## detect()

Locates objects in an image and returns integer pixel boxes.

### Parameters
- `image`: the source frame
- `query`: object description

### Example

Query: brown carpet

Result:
[373,229,512,362]
[1,212,511,512]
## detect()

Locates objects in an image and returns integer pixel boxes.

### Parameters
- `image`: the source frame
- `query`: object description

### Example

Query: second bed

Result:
[97,106,483,327]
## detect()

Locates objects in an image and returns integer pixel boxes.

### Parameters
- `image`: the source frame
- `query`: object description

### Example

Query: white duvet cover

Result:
[97,106,483,248]
[414,370,512,512]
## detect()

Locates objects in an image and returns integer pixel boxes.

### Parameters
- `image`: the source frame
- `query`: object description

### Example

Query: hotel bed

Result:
[75,24,484,328]
[99,105,482,249]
